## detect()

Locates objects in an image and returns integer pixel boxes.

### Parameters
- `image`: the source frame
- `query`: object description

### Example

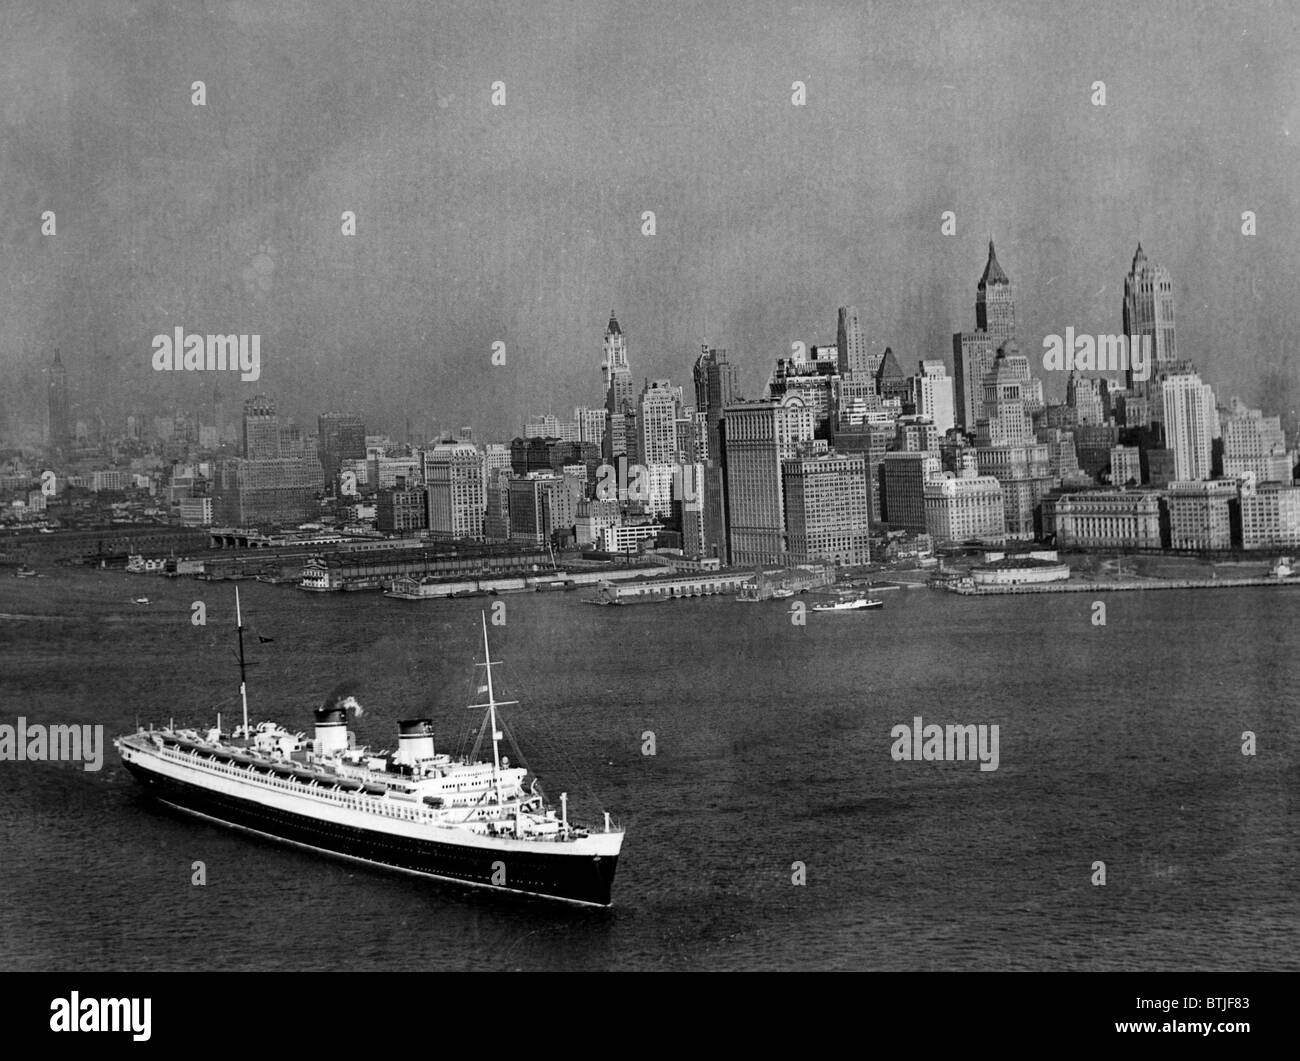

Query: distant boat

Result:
[132,597,151,605]
[14,564,37,578]
[811,597,883,612]
[736,579,794,602]
[582,584,622,606]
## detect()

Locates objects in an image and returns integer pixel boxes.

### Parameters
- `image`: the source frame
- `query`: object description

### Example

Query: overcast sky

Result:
[3,0,1298,446]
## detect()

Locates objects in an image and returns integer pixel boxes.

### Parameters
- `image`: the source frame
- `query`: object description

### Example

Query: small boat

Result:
[582,584,622,606]
[770,587,795,599]
[14,564,37,579]
[811,597,883,612]
[132,597,151,605]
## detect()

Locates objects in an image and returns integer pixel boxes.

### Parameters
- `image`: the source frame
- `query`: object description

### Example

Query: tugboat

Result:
[115,591,623,906]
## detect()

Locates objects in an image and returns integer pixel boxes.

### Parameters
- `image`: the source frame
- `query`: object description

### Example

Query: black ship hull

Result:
[122,760,619,907]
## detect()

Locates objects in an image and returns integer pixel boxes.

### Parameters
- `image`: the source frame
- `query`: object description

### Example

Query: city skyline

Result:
[2,0,1298,444]
[9,233,1285,452]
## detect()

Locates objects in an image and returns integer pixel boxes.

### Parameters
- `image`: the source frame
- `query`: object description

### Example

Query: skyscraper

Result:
[955,241,1019,433]
[953,332,997,434]
[1161,372,1216,481]
[638,379,683,465]
[913,360,955,434]
[975,353,1035,447]
[318,412,367,485]
[693,345,738,562]
[46,349,71,456]
[211,384,226,446]
[693,346,737,456]
[212,458,319,527]
[424,439,486,540]
[242,395,280,460]
[836,306,869,377]
[768,353,838,439]
[1123,243,1177,389]
[722,395,815,565]
[782,451,870,566]
[601,311,635,460]
[972,350,1055,539]
[880,452,939,532]
[975,240,1016,345]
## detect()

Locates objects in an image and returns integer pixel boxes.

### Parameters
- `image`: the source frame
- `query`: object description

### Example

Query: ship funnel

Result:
[395,719,435,765]
[313,705,349,755]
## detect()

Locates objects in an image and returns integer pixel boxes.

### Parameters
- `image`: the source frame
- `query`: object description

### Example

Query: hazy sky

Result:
[3,0,1299,445]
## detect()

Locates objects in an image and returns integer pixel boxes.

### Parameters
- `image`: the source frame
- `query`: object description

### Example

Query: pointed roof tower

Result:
[606,309,621,335]
[874,346,904,386]
[978,240,1009,288]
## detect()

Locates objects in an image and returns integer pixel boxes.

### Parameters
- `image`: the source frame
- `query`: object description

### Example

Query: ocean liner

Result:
[114,593,623,906]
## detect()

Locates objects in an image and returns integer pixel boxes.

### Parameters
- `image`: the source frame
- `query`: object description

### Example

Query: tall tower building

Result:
[1162,371,1216,481]
[47,349,71,455]
[1123,243,1176,389]
[638,379,683,465]
[318,412,367,484]
[601,311,635,460]
[424,439,486,541]
[955,240,1017,435]
[953,332,996,434]
[722,395,815,565]
[693,346,737,451]
[975,240,1016,345]
[782,450,870,566]
[693,345,738,562]
[601,309,629,380]
[975,353,1034,447]
[913,360,955,434]
[212,384,226,446]
[242,395,280,460]
[836,306,869,377]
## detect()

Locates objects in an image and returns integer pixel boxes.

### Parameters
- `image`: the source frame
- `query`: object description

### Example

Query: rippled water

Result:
[1,566,1297,970]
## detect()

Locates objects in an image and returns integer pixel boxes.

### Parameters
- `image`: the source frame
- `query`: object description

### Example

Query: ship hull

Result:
[122,758,619,907]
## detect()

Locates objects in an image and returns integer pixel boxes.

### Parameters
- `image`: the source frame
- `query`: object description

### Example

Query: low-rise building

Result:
[1240,480,1300,550]
[923,472,1006,546]
[1165,479,1236,550]
[1047,490,1162,549]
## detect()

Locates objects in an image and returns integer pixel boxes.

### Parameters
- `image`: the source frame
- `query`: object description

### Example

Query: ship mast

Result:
[236,586,249,741]
[472,612,517,812]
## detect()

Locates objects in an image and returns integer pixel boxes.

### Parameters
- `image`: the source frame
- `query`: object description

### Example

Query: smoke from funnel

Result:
[321,680,365,717]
